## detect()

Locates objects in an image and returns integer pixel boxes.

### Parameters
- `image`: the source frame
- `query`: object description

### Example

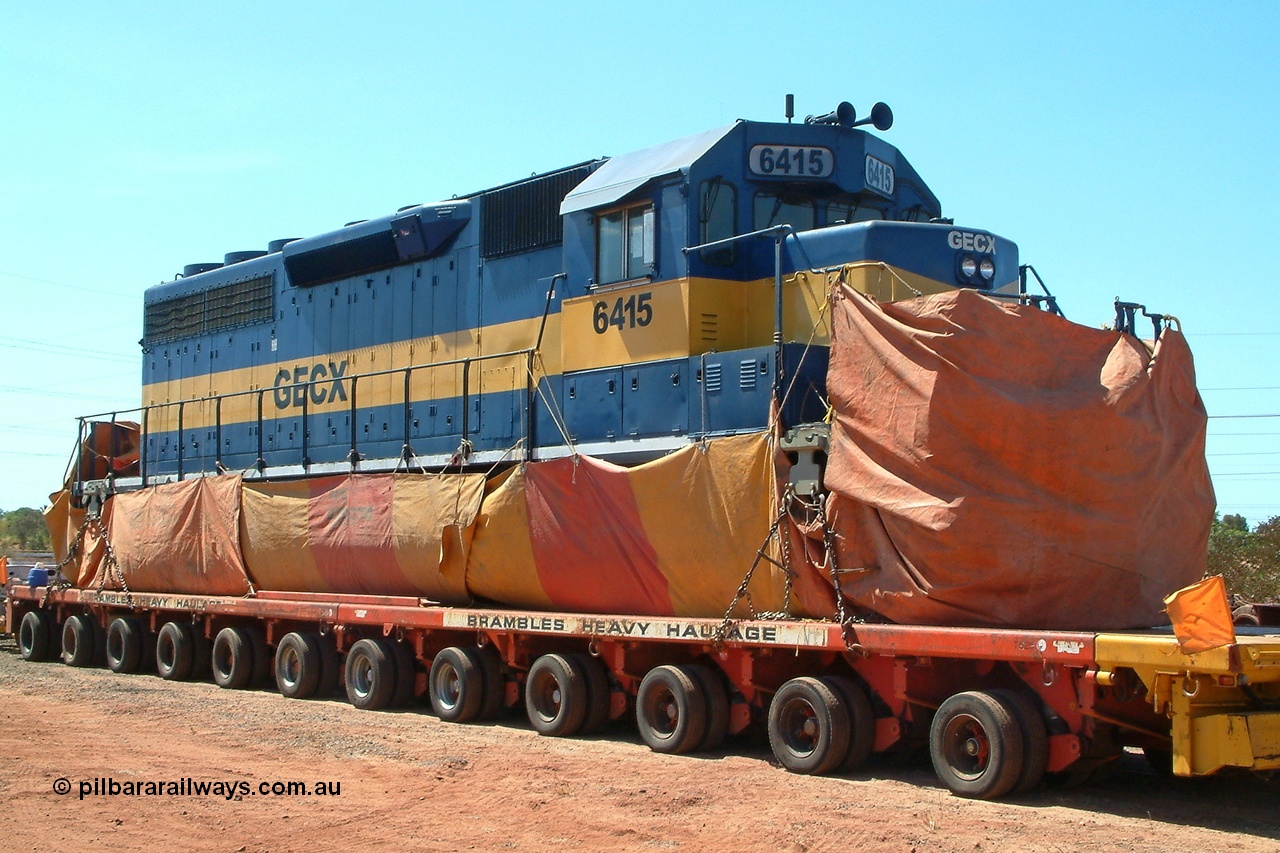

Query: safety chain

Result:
[87,515,134,608]
[809,493,868,654]
[711,490,798,646]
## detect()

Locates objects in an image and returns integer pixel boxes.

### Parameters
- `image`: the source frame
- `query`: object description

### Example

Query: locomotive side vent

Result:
[284,231,400,289]
[704,363,722,393]
[480,163,596,259]
[144,273,275,344]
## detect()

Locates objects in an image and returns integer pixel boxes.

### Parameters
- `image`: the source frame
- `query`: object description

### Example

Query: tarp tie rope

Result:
[528,351,577,458]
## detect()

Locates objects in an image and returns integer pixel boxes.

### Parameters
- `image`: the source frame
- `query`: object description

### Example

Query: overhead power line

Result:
[0,269,133,298]
[0,335,137,364]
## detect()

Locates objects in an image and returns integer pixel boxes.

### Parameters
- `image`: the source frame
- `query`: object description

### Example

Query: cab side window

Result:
[699,178,737,266]
[596,204,654,285]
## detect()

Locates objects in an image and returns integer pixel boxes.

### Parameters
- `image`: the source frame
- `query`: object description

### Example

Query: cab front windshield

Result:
[752,190,928,232]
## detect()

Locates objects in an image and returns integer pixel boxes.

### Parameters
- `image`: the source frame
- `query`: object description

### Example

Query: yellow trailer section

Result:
[1095,632,1280,776]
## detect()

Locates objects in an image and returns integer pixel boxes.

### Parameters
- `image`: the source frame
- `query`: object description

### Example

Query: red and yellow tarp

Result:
[48,434,807,620]
[240,473,485,600]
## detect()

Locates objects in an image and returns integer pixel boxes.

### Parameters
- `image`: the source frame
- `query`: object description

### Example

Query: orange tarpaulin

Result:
[1165,575,1236,654]
[820,287,1214,630]
[240,473,485,600]
[80,476,252,596]
[468,434,827,618]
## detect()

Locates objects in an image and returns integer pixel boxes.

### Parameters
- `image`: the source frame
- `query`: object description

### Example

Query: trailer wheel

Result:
[275,632,322,699]
[768,677,851,775]
[106,618,147,674]
[525,654,589,737]
[990,689,1050,794]
[389,641,417,708]
[18,610,53,662]
[430,647,485,722]
[61,614,97,668]
[929,691,1025,799]
[570,653,612,735]
[476,645,507,720]
[824,675,876,772]
[212,627,256,690]
[687,664,730,752]
[345,638,396,710]
[156,622,195,680]
[636,665,708,755]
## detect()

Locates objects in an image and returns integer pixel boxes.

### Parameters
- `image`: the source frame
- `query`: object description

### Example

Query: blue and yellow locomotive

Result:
[132,100,1021,483]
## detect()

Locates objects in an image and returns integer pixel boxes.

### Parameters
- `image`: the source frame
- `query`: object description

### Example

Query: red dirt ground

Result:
[1,642,1276,852]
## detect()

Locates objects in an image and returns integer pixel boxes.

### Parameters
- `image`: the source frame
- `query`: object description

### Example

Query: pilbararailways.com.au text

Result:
[53,776,342,801]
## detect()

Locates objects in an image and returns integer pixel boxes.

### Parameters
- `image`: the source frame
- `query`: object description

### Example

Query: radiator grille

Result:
[144,273,274,344]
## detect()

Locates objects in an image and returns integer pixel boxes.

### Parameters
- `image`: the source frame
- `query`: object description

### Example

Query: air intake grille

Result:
[480,164,596,259]
[704,363,722,393]
[284,231,399,288]
[144,274,274,344]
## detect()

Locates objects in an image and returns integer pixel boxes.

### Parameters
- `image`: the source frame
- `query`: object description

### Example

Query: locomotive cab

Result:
[548,116,1019,455]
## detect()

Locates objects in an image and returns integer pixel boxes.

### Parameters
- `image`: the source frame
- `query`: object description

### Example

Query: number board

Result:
[748,145,834,179]
[865,154,895,197]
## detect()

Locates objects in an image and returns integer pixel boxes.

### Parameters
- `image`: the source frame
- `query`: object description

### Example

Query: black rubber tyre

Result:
[1143,747,1174,777]
[769,676,851,775]
[275,632,322,699]
[212,626,256,690]
[430,646,486,722]
[317,634,341,698]
[571,653,612,736]
[18,610,53,662]
[389,640,417,708]
[525,653,589,737]
[476,645,507,720]
[345,638,396,710]
[156,621,195,680]
[687,664,730,752]
[636,664,708,755]
[929,691,1026,800]
[61,614,97,667]
[825,675,877,772]
[106,617,147,674]
[990,688,1050,794]
[1233,604,1262,627]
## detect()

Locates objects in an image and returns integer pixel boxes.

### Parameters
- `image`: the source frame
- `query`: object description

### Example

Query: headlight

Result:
[960,256,977,278]
[979,258,995,281]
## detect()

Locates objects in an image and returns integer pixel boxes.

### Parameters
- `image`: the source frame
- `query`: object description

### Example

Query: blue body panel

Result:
[136,115,1016,479]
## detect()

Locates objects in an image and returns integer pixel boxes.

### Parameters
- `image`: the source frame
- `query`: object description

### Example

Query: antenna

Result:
[785,94,794,123]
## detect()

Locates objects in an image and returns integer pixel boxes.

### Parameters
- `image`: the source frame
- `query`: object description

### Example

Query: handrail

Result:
[72,346,540,488]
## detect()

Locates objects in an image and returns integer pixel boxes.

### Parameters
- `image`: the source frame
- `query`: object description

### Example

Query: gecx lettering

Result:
[273,360,349,410]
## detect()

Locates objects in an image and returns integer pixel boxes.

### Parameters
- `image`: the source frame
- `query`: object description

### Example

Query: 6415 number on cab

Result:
[593,292,653,334]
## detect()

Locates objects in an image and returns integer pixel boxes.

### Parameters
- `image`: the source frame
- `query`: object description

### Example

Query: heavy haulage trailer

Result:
[9,98,1280,799]
[8,581,1280,799]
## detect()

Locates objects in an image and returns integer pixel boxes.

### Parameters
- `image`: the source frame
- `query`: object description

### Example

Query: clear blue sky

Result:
[2,3,1277,524]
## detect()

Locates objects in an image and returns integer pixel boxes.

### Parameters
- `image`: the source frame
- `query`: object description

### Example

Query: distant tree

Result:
[1222,513,1249,532]
[0,508,51,552]
[1208,513,1280,603]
